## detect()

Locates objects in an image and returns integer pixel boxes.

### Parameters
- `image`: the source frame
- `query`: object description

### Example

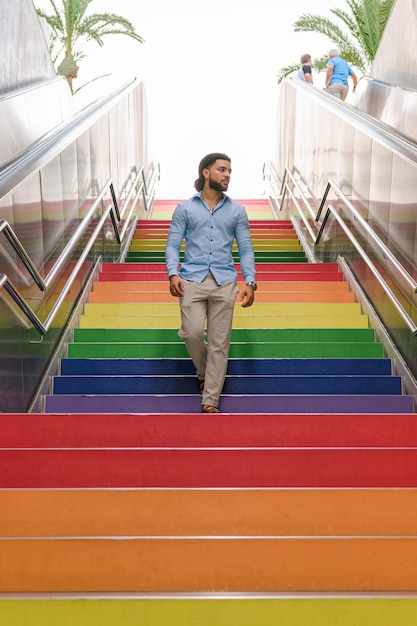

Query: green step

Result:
[68,342,383,359]
[73,328,376,344]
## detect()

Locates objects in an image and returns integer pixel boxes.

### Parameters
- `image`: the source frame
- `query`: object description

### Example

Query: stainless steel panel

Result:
[353,0,417,142]
[0,0,56,96]
[0,78,72,166]
[369,0,417,91]
[0,80,155,412]
[368,141,393,238]
[273,77,417,380]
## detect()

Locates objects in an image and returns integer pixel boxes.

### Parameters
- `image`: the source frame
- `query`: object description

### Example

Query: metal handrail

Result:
[316,179,417,294]
[0,274,44,334]
[146,163,160,204]
[263,162,281,202]
[276,165,417,334]
[0,159,160,335]
[283,181,317,242]
[0,220,47,291]
[279,167,317,223]
[0,180,120,335]
[321,205,417,334]
[118,166,145,241]
[45,178,119,285]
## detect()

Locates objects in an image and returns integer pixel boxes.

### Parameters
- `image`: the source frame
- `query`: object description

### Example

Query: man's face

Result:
[204,159,231,192]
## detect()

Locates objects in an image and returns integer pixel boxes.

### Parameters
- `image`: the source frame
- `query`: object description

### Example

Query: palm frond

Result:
[313,55,330,72]
[294,13,368,71]
[79,13,145,46]
[276,62,300,84]
[72,72,111,95]
[34,0,144,92]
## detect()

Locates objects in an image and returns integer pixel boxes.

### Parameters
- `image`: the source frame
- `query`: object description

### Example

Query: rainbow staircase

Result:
[1,199,417,624]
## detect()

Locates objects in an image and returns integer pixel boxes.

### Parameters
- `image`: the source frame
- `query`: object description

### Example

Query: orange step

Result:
[1,489,417,537]
[92,280,351,293]
[2,537,417,591]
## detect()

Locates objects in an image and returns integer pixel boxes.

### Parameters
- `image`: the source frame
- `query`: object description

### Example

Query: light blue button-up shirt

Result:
[328,56,354,86]
[165,193,256,285]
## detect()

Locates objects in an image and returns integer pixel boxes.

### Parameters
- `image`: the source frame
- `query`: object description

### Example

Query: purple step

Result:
[44,394,414,414]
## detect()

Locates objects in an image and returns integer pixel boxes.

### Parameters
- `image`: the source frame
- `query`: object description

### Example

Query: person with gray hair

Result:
[297,53,313,84]
[324,48,358,100]
[165,153,256,413]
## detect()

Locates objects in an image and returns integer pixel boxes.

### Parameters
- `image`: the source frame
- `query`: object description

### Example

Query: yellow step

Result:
[83,302,362,316]
[79,314,369,329]
[1,598,417,626]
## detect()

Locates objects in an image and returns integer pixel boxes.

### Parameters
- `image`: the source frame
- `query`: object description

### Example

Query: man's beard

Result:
[208,176,228,192]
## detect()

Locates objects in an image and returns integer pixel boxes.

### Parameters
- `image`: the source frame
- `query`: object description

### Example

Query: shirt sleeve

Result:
[234,207,256,284]
[165,204,186,277]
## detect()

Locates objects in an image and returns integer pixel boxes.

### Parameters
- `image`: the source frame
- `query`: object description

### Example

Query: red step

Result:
[98,271,345,282]
[2,413,417,448]
[2,448,417,488]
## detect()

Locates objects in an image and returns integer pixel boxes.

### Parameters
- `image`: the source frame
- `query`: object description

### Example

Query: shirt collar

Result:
[195,191,229,210]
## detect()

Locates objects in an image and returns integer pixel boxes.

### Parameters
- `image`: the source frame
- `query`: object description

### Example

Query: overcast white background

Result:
[36,0,340,198]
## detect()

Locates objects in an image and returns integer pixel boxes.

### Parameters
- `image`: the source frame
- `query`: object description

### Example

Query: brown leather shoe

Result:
[199,379,205,394]
[202,404,220,414]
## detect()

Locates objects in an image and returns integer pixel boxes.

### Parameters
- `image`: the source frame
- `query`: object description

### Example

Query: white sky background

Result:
[36,0,340,199]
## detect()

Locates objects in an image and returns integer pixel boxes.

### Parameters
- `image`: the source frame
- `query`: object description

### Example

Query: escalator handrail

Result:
[288,77,417,167]
[0,78,141,201]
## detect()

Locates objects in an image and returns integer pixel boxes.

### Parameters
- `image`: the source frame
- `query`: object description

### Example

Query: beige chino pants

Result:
[178,272,238,408]
[325,82,349,101]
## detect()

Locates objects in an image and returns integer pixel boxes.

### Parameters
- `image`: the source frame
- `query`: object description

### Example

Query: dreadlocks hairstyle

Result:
[194,152,231,191]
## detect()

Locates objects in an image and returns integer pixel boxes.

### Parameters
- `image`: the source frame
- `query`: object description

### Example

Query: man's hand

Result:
[239,285,255,308]
[169,275,184,298]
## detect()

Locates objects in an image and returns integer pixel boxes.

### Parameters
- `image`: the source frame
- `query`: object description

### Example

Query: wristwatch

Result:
[246,282,257,291]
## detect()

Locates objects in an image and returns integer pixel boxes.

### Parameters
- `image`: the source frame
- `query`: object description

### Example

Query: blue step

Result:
[44,394,414,414]
[61,358,393,377]
[52,375,402,396]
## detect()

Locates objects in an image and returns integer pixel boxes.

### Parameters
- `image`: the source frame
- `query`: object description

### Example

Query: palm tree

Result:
[277,0,395,84]
[36,0,144,93]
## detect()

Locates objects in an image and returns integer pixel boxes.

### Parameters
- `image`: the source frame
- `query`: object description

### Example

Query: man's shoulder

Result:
[176,194,201,209]
[223,194,244,208]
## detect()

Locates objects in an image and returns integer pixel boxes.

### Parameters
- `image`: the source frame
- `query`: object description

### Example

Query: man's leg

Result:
[203,276,238,409]
[178,277,209,383]
[326,83,343,99]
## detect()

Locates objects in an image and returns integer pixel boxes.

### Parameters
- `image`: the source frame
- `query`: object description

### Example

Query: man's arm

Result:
[325,64,333,89]
[165,205,185,275]
[165,204,186,297]
[235,208,256,308]
[350,71,358,92]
